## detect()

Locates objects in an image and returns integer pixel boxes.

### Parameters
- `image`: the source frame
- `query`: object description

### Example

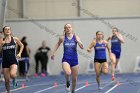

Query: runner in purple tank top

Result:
[107,27,125,81]
[51,23,83,93]
[87,31,113,90]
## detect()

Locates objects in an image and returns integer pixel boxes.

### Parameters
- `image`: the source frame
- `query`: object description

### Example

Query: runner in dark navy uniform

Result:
[0,26,24,93]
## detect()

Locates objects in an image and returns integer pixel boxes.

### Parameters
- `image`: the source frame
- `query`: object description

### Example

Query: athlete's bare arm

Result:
[13,37,24,58]
[87,38,96,53]
[51,35,64,60]
[76,35,84,49]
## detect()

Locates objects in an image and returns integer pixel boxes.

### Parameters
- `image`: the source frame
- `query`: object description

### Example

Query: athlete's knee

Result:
[103,70,108,74]
[10,72,17,78]
[110,58,116,64]
[101,68,108,75]
[111,61,116,65]
[65,70,71,76]
[110,53,116,61]
[103,67,108,74]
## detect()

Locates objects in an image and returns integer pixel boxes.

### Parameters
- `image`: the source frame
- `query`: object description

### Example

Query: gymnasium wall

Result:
[0,0,7,30]
[7,0,140,19]
[5,17,140,75]
[6,0,22,18]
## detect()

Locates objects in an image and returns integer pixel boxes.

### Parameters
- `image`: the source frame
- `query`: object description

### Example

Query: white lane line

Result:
[33,83,65,93]
[75,85,87,91]
[102,78,120,89]
[104,82,120,93]
[1,86,29,93]
[34,86,56,93]
[3,78,139,93]
[75,82,90,92]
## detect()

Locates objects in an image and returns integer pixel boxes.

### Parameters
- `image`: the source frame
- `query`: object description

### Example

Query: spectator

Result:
[18,36,30,76]
[34,40,51,77]
[0,32,2,78]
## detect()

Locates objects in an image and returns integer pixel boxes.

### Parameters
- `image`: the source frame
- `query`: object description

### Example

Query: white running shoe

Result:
[66,85,70,92]
[98,83,102,90]
[66,81,70,92]
[98,86,102,90]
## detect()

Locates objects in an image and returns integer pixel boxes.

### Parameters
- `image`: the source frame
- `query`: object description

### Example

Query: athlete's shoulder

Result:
[0,38,4,46]
[92,38,96,44]
[58,35,65,42]
[59,35,65,39]
[75,35,80,40]
[103,40,109,45]
[13,36,20,43]
[13,36,18,40]
[106,36,112,41]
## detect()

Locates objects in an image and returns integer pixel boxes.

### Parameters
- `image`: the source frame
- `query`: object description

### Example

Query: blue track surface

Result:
[0,73,140,93]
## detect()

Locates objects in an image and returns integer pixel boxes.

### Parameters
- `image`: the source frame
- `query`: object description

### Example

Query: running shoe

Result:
[13,79,17,88]
[34,73,38,77]
[41,73,46,77]
[111,75,115,81]
[66,81,70,92]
